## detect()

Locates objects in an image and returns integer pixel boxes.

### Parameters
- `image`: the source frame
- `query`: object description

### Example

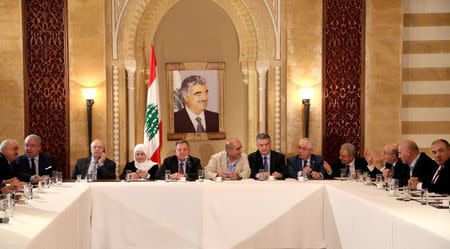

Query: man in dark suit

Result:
[365,143,410,186]
[0,139,28,185]
[287,138,325,179]
[174,75,219,133]
[399,140,438,189]
[71,139,116,180]
[330,143,381,179]
[14,134,55,182]
[249,133,286,180]
[409,139,449,194]
[156,140,202,181]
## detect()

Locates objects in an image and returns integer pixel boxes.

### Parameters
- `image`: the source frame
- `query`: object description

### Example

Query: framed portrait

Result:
[166,62,226,141]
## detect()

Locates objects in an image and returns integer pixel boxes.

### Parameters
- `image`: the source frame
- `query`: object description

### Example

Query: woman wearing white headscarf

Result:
[120,144,159,180]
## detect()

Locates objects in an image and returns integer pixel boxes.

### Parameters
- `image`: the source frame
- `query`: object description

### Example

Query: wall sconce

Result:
[82,88,96,155]
[300,88,314,138]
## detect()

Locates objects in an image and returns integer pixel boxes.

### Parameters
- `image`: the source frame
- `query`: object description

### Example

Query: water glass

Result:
[403,186,411,201]
[0,199,10,223]
[420,189,428,205]
[355,169,362,182]
[165,170,171,182]
[303,170,309,182]
[87,173,93,183]
[259,169,264,181]
[51,170,57,184]
[198,170,204,182]
[56,172,63,185]
[76,174,82,183]
[125,170,132,182]
[42,175,50,188]
[297,171,304,182]
[340,168,346,179]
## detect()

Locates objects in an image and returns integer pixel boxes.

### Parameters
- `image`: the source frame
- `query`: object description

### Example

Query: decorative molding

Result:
[257,60,269,133]
[322,0,365,162]
[125,60,136,161]
[22,0,70,178]
[274,66,281,151]
[264,0,281,60]
[111,0,129,60]
[112,65,120,174]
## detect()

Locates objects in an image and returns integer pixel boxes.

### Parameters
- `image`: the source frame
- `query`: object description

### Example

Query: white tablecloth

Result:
[2,180,450,249]
[90,180,326,249]
[0,183,92,249]
[324,181,450,249]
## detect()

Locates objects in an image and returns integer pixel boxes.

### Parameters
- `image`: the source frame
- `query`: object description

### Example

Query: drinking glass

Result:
[403,186,411,201]
[126,170,132,182]
[51,170,57,184]
[355,169,362,182]
[87,173,93,183]
[165,170,171,182]
[76,174,82,183]
[420,189,428,205]
[198,170,204,182]
[259,169,264,181]
[297,171,304,182]
[340,168,346,179]
[42,175,50,188]
[56,172,63,185]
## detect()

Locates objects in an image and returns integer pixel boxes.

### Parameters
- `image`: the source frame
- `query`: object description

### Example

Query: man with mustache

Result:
[71,139,116,180]
[174,75,219,133]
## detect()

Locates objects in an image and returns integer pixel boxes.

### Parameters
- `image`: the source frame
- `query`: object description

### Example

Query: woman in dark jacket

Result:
[120,144,159,180]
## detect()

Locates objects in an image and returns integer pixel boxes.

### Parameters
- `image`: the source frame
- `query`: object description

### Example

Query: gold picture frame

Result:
[166,62,226,141]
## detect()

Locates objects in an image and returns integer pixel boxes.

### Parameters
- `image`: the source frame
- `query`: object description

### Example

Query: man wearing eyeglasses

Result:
[14,134,55,183]
[365,143,410,186]
[287,138,326,179]
[71,139,116,180]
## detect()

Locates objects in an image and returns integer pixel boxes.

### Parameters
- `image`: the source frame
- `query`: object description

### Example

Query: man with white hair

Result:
[0,139,25,192]
[14,134,55,182]
[330,143,381,179]
[287,138,326,179]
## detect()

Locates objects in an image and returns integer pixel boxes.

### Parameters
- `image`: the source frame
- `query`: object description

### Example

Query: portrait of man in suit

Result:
[174,74,219,133]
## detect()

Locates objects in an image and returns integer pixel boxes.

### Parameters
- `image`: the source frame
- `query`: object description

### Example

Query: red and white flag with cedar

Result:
[144,44,161,164]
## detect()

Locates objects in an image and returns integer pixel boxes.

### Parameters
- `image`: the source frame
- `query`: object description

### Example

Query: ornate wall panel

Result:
[322,0,365,162]
[22,0,70,177]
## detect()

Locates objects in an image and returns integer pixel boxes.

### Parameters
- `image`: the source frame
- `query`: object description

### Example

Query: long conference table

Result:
[1,179,450,249]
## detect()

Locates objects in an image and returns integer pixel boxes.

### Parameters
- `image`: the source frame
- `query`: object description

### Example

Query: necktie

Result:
[304,160,309,169]
[31,158,36,175]
[345,164,350,177]
[179,162,184,174]
[263,156,268,172]
[431,166,443,184]
[195,117,205,132]
[391,164,395,175]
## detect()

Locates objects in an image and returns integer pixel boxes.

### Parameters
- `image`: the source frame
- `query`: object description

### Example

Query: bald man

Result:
[398,140,438,189]
[204,138,250,180]
[71,139,116,180]
[366,144,410,186]
[409,139,449,194]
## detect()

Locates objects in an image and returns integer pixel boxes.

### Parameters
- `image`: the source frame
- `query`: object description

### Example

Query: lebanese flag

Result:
[144,44,161,165]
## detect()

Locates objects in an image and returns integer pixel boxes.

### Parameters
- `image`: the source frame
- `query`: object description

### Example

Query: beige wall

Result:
[133,0,246,167]
[4,0,445,174]
[68,0,107,172]
[0,1,24,151]
[365,0,403,154]
[286,0,323,158]
[402,0,450,155]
